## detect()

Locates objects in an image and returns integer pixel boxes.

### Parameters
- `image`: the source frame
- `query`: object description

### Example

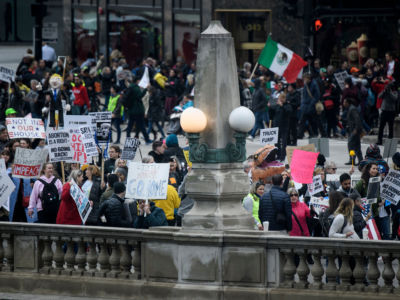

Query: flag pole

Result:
[249,62,259,81]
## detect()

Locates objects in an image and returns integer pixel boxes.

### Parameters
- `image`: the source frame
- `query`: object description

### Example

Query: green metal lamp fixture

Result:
[181,106,255,164]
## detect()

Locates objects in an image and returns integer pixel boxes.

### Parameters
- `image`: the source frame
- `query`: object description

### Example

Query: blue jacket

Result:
[259,185,292,231]
[300,79,320,115]
[9,177,37,222]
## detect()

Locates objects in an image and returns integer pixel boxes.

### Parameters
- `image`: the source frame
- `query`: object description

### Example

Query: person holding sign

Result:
[133,199,168,229]
[56,170,85,225]
[153,185,181,226]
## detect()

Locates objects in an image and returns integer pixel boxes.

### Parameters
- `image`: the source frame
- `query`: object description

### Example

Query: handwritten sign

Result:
[334,71,350,90]
[6,118,46,139]
[79,126,98,157]
[121,138,141,160]
[286,144,316,164]
[69,180,92,224]
[308,175,324,196]
[126,163,169,199]
[0,66,15,83]
[290,149,319,184]
[89,112,112,145]
[309,197,329,215]
[366,177,380,204]
[64,116,93,164]
[260,127,279,145]
[0,170,15,207]
[12,148,48,179]
[380,170,400,205]
[46,129,73,162]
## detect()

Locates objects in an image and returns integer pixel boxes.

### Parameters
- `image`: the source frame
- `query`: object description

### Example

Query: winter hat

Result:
[166,134,178,147]
[366,144,381,159]
[113,182,126,194]
[115,167,127,178]
[392,152,400,167]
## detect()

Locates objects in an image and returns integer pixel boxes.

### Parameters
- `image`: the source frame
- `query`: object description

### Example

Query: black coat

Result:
[85,177,103,225]
[353,205,366,239]
[98,194,132,228]
[251,79,267,112]
[273,102,292,130]
[147,90,164,121]
[164,146,186,166]
[286,90,300,118]
[259,185,292,231]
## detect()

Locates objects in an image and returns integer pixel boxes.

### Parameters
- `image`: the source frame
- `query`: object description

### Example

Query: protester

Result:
[288,187,310,237]
[99,173,119,205]
[133,200,168,229]
[164,134,186,166]
[107,85,123,144]
[319,191,344,237]
[82,165,103,225]
[0,125,8,151]
[349,193,370,239]
[248,78,267,141]
[153,184,181,226]
[337,173,360,197]
[148,140,168,163]
[329,198,359,239]
[104,145,120,175]
[242,181,264,230]
[377,80,398,145]
[343,98,363,165]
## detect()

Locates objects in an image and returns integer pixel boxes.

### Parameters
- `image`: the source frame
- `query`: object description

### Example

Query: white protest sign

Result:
[334,71,350,90]
[64,115,95,129]
[6,118,46,139]
[139,66,150,89]
[366,177,381,204]
[309,197,329,215]
[79,126,98,157]
[69,179,92,224]
[307,175,324,196]
[0,66,15,83]
[326,174,340,182]
[64,116,94,164]
[121,138,141,160]
[0,170,15,208]
[0,158,6,173]
[12,148,48,179]
[260,127,279,145]
[89,112,112,145]
[46,129,73,162]
[380,170,400,205]
[126,163,169,199]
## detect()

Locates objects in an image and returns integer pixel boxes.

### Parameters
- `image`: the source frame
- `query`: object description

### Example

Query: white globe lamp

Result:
[228,106,255,132]
[180,107,208,133]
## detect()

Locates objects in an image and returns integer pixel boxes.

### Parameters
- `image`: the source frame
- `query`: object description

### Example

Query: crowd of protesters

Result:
[0,43,399,241]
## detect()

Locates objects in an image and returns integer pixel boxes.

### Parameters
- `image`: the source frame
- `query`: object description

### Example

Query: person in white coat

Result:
[329,198,360,240]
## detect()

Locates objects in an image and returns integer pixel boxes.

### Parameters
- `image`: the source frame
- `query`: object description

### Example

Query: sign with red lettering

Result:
[12,148,48,179]
[6,118,46,139]
[64,116,94,164]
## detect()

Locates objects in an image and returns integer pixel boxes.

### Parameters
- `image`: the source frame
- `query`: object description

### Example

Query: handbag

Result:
[270,191,286,225]
[305,84,324,114]
[292,211,306,236]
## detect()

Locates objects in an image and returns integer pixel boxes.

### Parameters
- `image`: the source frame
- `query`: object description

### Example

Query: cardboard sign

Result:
[0,66,15,83]
[309,197,329,215]
[126,163,169,199]
[383,138,399,159]
[46,129,73,162]
[12,148,48,179]
[334,71,350,90]
[286,144,316,164]
[6,118,46,139]
[0,170,15,207]
[89,112,112,145]
[366,177,381,204]
[260,127,279,145]
[69,180,92,224]
[79,126,98,157]
[380,170,400,205]
[308,175,324,196]
[121,138,141,160]
[309,138,329,157]
[290,149,319,184]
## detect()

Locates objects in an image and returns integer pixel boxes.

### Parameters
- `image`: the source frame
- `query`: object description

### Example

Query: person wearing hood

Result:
[248,77,267,141]
[164,134,186,167]
[133,200,168,229]
[358,144,389,173]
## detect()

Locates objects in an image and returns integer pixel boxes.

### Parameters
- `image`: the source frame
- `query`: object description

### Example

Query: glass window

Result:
[0,0,35,42]
[74,8,98,64]
[174,13,200,65]
[108,10,162,66]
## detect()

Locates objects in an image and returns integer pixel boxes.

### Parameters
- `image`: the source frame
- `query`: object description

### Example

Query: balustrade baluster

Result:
[84,238,97,277]
[62,239,75,275]
[380,253,395,293]
[323,250,338,290]
[131,241,141,279]
[339,251,352,291]
[52,237,65,275]
[365,252,380,293]
[349,251,366,292]
[310,249,323,290]
[395,254,400,295]
[108,239,120,278]
[3,234,13,272]
[294,249,310,289]
[73,239,86,276]
[119,240,132,279]
[0,234,4,271]
[95,239,110,277]
[40,237,53,274]
[280,248,296,288]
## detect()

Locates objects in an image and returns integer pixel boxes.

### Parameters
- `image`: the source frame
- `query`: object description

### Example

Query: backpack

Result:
[38,178,60,214]
[319,211,347,237]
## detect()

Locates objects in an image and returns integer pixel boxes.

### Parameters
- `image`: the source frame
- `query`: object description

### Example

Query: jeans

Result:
[250,111,265,137]
[298,112,316,138]
[147,120,165,138]
[126,113,150,142]
[112,117,122,143]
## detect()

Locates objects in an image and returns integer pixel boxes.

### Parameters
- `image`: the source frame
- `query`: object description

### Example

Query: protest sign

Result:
[383,138,399,159]
[121,138,141,160]
[286,144,316,164]
[326,174,340,183]
[260,127,279,145]
[79,126,98,157]
[309,138,329,157]
[64,115,94,129]
[380,170,400,205]
[12,148,48,179]
[0,158,6,173]
[308,175,324,196]
[6,118,46,139]
[366,177,381,204]
[126,163,169,199]
[0,66,15,83]
[64,116,94,164]
[351,175,361,188]
[69,179,92,224]
[309,197,329,215]
[360,198,371,218]
[46,129,73,162]
[290,149,319,184]
[0,170,15,208]
[89,112,112,145]
[139,67,150,89]
[334,71,350,90]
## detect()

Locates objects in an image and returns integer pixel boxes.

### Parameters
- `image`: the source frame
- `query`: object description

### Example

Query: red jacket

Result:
[56,183,82,225]
[72,84,90,109]
[290,201,310,237]
[371,80,387,109]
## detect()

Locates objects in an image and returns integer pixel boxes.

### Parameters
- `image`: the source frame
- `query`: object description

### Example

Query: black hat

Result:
[393,152,400,167]
[113,182,126,194]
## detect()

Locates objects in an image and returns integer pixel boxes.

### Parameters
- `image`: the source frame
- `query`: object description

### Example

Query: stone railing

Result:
[0,222,399,299]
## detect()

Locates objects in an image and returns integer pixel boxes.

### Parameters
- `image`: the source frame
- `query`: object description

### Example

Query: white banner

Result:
[69,179,92,224]
[12,148,48,179]
[0,170,15,207]
[126,163,169,199]
[260,127,279,145]
[47,129,73,162]
[309,197,329,215]
[0,66,15,83]
[79,126,98,157]
[6,118,46,139]
[0,158,6,173]
[307,175,324,196]
[380,170,400,205]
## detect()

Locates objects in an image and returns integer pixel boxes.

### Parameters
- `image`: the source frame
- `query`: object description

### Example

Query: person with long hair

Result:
[82,165,103,225]
[319,191,344,237]
[329,198,359,239]
[354,162,379,197]
[243,181,265,230]
[288,187,310,237]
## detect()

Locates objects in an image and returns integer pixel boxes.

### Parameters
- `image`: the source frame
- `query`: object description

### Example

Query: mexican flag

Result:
[258,36,307,83]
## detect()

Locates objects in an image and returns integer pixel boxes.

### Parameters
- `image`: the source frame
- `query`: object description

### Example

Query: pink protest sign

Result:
[290,149,319,184]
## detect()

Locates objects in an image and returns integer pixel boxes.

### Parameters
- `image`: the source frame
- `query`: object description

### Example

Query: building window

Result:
[173,13,200,65]
[73,8,98,64]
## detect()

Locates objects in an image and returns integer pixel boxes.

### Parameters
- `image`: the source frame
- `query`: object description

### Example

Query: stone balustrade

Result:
[0,222,399,299]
